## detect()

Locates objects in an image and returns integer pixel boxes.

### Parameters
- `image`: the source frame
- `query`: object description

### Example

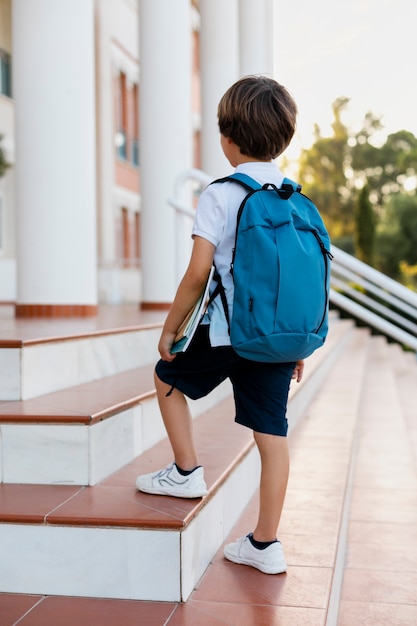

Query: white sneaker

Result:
[224,534,287,574]
[136,462,208,498]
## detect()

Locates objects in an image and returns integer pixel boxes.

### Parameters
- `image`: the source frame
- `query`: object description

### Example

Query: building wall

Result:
[95,0,141,303]
[0,0,202,305]
[96,0,201,304]
[0,0,16,301]
[0,0,11,51]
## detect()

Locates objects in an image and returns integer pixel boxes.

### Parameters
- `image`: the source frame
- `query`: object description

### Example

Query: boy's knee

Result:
[153,368,162,385]
[154,369,171,394]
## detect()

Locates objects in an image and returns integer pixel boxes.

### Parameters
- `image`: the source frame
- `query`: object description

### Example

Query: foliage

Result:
[0,135,11,178]
[298,98,353,240]
[375,193,417,279]
[351,128,417,208]
[355,185,374,265]
[296,98,417,288]
[399,261,417,291]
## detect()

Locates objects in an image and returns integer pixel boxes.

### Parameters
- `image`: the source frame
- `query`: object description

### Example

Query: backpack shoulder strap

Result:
[278,177,302,199]
[212,173,302,197]
[281,177,302,192]
[211,173,262,193]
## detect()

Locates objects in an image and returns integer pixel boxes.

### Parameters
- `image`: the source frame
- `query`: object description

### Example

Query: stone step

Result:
[0,315,353,486]
[0,364,231,486]
[337,337,417,623]
[0,393,257,602]
[0,315,163,401]
[197,325,372,621]
[389,343,417,461]
[0,318,359,602]
[1,330,415,621]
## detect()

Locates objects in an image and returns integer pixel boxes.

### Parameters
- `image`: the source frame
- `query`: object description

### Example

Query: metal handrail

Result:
[330,245,417,352]
[169,168,417,354]
[168,168,212,218]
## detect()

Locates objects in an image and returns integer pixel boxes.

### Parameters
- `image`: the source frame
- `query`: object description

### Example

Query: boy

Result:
[136,75,304,575]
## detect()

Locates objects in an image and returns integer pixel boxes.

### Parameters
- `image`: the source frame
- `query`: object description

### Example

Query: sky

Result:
[274,0,417,161]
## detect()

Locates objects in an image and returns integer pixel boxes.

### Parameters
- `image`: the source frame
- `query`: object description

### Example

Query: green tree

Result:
[355,185,375,264]
[298,97,353,242]
[351,128,417,209]
[297,99,417,275]
[0,135,10,178]
[376,193,417,279]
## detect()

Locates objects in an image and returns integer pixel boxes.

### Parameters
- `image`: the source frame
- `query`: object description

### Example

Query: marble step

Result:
[389,342,417,461]
[0,316,354,486]
[0,363,231,486]
[0,315,163,401]
[337,336,417,622]
[0,323,369,603]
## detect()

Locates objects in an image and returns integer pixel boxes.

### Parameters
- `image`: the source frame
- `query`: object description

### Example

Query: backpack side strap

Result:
[211,265,230,333]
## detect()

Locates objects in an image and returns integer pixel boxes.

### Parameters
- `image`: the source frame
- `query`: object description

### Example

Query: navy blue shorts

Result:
[155,325,295,436]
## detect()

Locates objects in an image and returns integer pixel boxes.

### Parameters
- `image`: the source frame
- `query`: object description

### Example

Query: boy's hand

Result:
[158,331,177,362]
[156,236,216,363]
[292,360,304,383]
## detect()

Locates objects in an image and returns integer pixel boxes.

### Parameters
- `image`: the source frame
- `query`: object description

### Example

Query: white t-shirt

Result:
[192,161,285,347]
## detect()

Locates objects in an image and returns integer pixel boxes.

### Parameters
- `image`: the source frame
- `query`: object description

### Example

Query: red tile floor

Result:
[1,307,417,625]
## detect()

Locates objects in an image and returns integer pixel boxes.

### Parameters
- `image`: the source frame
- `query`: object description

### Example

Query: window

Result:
[0,49,11,98]
[134,211,141,264]
[115,72,128,161]
[0,193,3,251]
[121,207,131,266]
[119,207,141,268]
[131,83,139,166]
[114,71,139,167]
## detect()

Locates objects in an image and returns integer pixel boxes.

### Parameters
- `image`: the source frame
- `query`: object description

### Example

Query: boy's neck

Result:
[222,135,272,167]
[236,155,272,165]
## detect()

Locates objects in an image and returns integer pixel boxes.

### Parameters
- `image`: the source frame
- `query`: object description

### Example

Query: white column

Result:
[95,0,116,266]
[12,0,97,315]
[139,0,193,306]
[199,0,239,179]
[239,0,274,77]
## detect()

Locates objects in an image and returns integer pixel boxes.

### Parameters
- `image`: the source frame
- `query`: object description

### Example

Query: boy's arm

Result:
[158,235,216,361]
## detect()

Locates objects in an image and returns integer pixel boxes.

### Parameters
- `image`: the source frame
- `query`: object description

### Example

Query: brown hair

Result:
[218,75,297,160]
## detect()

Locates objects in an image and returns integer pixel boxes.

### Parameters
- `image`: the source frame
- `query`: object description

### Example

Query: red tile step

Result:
[0,364,155,426]
[0,394,251,529]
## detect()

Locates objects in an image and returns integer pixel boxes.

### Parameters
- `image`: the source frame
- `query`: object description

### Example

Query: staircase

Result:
[0,306,416,611]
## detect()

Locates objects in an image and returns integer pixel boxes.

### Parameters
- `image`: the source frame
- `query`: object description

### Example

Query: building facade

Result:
[0,0,274,315]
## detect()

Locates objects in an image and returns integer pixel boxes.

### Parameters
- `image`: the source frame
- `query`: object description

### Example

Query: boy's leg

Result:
[223,431,289,573]
[229,362,291,541]
[252,431,289,542]
[135,370,207,498]
[136,328,237,498]
[224,361,292,573]
[154,370,199,471]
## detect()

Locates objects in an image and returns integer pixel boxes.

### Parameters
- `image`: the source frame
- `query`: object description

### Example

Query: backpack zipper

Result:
[312,230,333,333]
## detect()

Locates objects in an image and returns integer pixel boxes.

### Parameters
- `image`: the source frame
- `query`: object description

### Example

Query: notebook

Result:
[170,266,215,354]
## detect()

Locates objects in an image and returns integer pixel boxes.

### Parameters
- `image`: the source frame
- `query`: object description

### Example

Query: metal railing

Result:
[169,168,212,219]
[169,168,417,354]
[330,246,417,352]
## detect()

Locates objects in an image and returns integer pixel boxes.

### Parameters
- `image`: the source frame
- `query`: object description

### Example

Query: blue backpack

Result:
[212,173,333,362]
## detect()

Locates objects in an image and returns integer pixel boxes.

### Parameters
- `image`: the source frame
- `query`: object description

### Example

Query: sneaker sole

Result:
[224,549,287,574]
[136,483,208,498]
